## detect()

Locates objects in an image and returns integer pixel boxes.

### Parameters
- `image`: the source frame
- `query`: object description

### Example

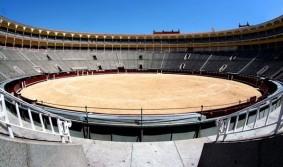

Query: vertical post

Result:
[49,116,55,133]
[4,25,8,47]
[197,105,204,138]
[226,117,231,134]
[15,103,23,127]
[65,121,72,143]
[140,108,143,142]
[215,119,224,142]
[85,106,90,139]
[79,34,82,51]
[243,110,249,131]
[274,96,283,134]
[39,113,45,132]
[253,107,260,128]
[28,108,35,130]
[234,113,239,132]
[30,29,32,49]
[46,31,49,49]
[265,100,272,126]
[0,94,14,138]
[22,28,24,48]
[57,118,66,143]
[63,33,65,51]
[160,52,165,72]
[38,30,40,50]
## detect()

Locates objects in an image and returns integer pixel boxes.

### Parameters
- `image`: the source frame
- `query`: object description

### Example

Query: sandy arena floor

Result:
[20,74,262,114]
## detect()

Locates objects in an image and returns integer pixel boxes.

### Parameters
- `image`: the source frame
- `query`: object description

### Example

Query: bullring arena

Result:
[0,4,283,167]
[20,74,261,114]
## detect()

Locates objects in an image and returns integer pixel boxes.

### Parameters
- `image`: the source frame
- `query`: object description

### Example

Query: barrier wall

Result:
[199,134,283,167]
[0,136,87,167]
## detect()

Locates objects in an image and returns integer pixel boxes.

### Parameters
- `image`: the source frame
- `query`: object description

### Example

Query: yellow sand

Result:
[20,74,261,114]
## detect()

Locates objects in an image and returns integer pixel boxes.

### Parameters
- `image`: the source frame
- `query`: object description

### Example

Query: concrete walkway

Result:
[74,137,212,167]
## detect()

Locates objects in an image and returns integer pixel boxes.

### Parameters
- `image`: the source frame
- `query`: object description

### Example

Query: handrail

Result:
[0,79,282,142]
[38,98,250,112]
[7,70,267,116]
[215,82,283,142]
[0,88,72,143]
[216,82,282,121]
[3,69,273,128]
[0,88,69,120]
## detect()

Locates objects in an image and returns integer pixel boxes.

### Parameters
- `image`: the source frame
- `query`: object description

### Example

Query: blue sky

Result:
[0,0,282,34]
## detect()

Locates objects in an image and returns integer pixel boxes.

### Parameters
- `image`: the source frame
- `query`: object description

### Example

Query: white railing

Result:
[215,86,283,142]
[0,88,72,143]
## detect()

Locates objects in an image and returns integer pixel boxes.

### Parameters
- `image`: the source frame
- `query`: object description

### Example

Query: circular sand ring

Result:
[20,74,262,115]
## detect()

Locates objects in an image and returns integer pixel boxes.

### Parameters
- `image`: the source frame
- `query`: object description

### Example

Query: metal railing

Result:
[5,70,268,128]
[1,70,283,142]
[0,88,72,143]
[215,84,283,142]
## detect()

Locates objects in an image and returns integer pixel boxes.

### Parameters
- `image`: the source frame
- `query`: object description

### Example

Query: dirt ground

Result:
[20,74,262,114]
